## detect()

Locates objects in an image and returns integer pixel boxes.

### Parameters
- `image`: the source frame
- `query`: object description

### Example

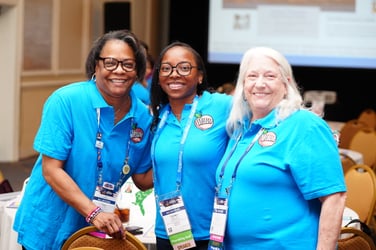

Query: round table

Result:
[0,198,22,250]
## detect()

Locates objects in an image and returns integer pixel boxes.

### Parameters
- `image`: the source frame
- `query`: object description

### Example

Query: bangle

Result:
[85,206,102,224]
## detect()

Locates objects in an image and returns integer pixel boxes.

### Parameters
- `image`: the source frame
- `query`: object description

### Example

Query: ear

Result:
[198,73,203,84]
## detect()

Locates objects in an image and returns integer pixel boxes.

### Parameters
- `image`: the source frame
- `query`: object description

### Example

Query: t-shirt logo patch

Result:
[258,131,276,147]
[131,126,144,143]
[194,114,214,130]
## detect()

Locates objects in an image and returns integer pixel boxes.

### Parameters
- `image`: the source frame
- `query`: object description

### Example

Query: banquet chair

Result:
[339,119,368,149]
[348,129,376,170]
[0,170,14,194]
[61,226,147,250]
[338,227,376,250]
[340,153,357,174]
[358,108,376,130]
[344,164,376,226]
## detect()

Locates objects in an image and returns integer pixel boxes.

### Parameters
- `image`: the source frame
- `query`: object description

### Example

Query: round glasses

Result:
[159,62,198,77]
[98,57,136,72]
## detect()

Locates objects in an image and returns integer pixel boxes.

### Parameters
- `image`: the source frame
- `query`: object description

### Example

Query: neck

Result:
[114,96,131,124]
[168,94,196,117]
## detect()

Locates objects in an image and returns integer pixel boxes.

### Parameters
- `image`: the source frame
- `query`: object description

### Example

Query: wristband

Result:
[85,206,102,224]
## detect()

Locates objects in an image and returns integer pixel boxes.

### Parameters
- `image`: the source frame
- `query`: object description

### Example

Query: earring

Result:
[91,74,96,82]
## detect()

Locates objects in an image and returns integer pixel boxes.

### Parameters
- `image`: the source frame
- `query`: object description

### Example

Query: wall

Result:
[0,2,23,161]
[0,0,167,162]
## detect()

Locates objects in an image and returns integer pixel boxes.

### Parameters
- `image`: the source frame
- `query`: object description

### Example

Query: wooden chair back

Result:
[349,129,376,169]
[338,227,376,250]
[61,226,147,250]
[358,108,376,130]
[341,153,357,174]
[344,164,376,226]
[339,119,368,149]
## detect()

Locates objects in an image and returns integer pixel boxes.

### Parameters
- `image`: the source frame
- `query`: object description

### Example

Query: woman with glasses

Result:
[13,30,153,250]
[149,41,232,250]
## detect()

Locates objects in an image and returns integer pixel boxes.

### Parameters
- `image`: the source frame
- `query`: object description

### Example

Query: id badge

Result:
[92,182,118,213]
[158,191,196,250]
[208,197,228,249]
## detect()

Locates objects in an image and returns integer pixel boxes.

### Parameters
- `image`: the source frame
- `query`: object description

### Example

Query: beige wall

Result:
[0,0,167,161]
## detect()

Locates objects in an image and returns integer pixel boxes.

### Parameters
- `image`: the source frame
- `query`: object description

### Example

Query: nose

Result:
[170,67,179,76]
[113,62,125,72]
[254,76,266,86]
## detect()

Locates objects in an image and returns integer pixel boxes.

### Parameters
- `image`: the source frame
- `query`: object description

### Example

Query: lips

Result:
[168,82,184,90]
[253,92,269,96]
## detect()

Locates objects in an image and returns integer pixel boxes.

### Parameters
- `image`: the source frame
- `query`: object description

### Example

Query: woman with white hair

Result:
[208,47,346,249]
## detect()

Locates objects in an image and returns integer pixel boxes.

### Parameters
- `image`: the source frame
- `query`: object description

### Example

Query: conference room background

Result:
[168,1,376,122]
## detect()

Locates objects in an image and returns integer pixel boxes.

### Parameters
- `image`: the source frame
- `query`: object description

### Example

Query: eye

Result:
[179,64,191,72]
[265,73,277,80]
[160,64,171,72]
[247,73,258,81]
[123,62,135,70]
[105,60,117,67]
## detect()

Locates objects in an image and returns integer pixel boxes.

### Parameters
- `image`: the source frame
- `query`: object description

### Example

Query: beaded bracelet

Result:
[85,206,102,224]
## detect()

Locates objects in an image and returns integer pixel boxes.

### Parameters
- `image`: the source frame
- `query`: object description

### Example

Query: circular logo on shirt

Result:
[194,115,214,130]
[258,131,276,147]
[131,127,144,143]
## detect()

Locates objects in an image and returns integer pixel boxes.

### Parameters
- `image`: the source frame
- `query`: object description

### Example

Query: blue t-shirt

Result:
[217,109,346,249]
[13,80,152,249]
[152,91,232,240]
[132,81,150,105]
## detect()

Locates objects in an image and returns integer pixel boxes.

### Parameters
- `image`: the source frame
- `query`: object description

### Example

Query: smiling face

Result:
[158,46,203,104]
[243,54,288,120]
[95,39,137,104]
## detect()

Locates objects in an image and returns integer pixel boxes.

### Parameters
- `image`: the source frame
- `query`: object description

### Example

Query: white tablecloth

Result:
[120,180,156,246]
[339,148,364,164]
[0,192,22,250]
[0,180,156,250]
[327,121,345,132]
[341,206,361,239]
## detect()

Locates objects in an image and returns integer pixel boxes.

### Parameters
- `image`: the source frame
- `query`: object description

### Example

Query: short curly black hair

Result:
[85,29,147,82]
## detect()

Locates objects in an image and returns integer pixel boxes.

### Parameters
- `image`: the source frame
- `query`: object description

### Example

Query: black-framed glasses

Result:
[98,57,136,72]
[159,62,198,77]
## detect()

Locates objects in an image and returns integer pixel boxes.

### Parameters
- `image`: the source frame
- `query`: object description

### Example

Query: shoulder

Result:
[200,91,232,107]
[44,81,93,107]
[286,109,331,134]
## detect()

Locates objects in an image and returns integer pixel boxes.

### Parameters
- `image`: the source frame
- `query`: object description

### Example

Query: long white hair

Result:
[227,47,304,136]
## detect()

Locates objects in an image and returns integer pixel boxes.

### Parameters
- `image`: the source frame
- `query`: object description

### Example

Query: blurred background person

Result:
[216,81,235,96]
[132,41,155,106]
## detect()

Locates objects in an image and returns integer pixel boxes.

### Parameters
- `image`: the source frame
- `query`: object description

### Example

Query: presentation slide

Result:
[208,0,376,69]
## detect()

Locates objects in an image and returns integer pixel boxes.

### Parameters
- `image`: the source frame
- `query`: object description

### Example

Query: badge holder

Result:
[208,197,228,250]
[158,191,196,250]
[92,182,118,213]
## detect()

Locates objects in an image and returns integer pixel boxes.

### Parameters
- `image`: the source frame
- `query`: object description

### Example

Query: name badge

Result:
[158,192,196,250]
[208,197,228,249]
[92,183,118,213]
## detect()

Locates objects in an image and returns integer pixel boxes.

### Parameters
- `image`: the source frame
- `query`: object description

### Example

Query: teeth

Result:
[111,79,125,83]
[169,83,183,90]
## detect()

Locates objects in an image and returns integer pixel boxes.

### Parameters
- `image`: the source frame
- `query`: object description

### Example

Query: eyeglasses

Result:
[98,57,136,72]
[159,62,198,77]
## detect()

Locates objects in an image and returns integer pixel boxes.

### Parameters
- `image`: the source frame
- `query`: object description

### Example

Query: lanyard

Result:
[151,97,198,193]
[216,127,265,197]
[95,108,132,193]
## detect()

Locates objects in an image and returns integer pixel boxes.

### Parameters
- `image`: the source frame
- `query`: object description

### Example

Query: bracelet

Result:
[85,206,102,224]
